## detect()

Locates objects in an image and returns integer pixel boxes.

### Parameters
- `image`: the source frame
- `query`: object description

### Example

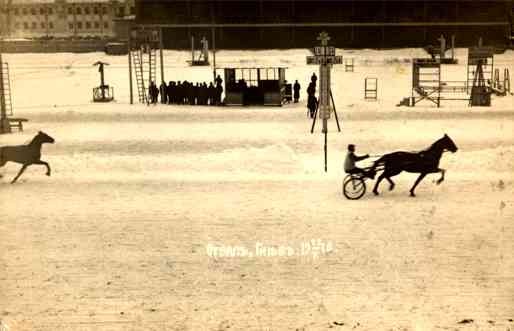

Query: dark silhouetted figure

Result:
[311,72,317,85]
[208,82,216,105]
[149,81,159,104]
[0,131,55,184]
[293,80,301,103]
[215,74,223,88]
[215,82,223,105]
[182,81,189,105]
[307,81,317,118]
[371,134,458,197]
[199,83,207,105]
[159,81,168,104]
[167,81,174,104]
[176,81,183,104]
[307,95,317,118]
[189,83,197,105]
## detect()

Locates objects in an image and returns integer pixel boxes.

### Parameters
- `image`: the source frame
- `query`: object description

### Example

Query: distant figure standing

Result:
[293,80,301,103]
[215,74,223,88]
[311,72,317,86]
[167,81,174,104]
[159,81,167,104]
[307,80,317,118]
[215,83,223,105]
[176,81,183,104]
[208,82,216,105]
[149,81,159,104]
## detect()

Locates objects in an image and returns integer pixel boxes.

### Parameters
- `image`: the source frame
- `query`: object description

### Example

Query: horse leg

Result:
[386,177,395,191]
[11,164,28,184]
[372,173,387,195]
[34,160,51,176]
[410,173,427,197]
[435,169,445,185]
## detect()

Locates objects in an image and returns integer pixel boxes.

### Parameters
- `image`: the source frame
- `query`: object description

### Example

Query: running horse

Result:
[371,134,458,197]
[0,131,55,184]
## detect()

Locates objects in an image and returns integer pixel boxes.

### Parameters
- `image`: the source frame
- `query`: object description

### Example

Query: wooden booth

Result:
[219,67,287,106]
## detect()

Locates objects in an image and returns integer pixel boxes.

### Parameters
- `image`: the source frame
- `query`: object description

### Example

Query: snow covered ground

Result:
[0,49,513,331]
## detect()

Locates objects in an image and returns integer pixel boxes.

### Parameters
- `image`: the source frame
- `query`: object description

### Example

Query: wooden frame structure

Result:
[344,58,354,72]
[364,77,377,100]
[217,67,287,106]
[411,58,470,107]
[467,46,494,94]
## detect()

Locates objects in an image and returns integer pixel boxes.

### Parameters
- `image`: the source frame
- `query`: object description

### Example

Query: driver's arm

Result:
[355,154,370,162]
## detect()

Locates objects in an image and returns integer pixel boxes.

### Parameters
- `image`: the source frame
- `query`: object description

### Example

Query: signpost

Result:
[306,31,342,172]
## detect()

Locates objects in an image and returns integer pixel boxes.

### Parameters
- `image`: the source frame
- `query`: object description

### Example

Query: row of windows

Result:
[16,22,54,29]
[14,21,109,30]
[13,6,135,16]
[14,7,53,15]
[69,22,109,30]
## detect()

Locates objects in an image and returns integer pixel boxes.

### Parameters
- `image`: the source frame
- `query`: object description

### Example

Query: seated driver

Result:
[344,144,375,178]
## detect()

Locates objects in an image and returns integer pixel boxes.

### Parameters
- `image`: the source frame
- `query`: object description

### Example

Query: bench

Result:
[8,118,28,131]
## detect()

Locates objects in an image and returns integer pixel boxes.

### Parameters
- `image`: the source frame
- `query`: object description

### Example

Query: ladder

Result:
[145,45,157,93]
[1,62,13,116]
[132,49,148,104]
[131,45,157,104]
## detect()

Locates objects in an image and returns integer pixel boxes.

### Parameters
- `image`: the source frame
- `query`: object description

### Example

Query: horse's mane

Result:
[420,136,445,154]
[28,133,41,146]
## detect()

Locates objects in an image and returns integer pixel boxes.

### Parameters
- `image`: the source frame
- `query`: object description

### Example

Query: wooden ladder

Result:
[1,62,13,116]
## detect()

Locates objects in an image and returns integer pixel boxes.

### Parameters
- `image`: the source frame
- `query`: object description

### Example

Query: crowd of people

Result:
[146,74,311,108]
[147,75,224,106]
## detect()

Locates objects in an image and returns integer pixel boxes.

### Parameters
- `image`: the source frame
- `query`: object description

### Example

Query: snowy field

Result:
[1,49,513,331]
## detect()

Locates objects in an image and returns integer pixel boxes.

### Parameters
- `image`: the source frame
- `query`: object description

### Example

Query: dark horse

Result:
[0,131,55,184]
[371,134,458,197]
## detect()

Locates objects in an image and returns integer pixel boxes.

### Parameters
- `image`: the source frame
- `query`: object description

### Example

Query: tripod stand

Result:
[309,89,341,172]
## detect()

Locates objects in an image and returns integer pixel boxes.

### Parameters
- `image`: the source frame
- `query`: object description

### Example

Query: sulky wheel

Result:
[343,176,366,200]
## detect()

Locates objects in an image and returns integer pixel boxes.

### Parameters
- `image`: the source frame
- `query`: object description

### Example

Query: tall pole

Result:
[99,63,105,99]
[159,27,164,83]
[191,35,194,64]
[211,27,216,81]
[128,27,133,105]
[451,34,455,60]
[324,130,327,172]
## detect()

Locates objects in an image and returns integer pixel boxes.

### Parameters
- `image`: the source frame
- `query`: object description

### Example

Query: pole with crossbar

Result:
[306,31,342,171]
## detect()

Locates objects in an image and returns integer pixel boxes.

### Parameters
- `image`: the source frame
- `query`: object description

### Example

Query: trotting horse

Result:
[371,134,458,197]
[0,131,55,184]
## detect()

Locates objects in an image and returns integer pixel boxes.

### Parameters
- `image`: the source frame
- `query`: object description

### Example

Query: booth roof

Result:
[214,66,288,70]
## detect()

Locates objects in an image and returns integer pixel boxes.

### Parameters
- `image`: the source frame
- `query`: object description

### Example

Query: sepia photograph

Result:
[0,0,513,330]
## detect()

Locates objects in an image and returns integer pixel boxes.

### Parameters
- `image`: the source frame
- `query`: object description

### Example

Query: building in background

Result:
[0,0,134,39]
[135,0,513,49]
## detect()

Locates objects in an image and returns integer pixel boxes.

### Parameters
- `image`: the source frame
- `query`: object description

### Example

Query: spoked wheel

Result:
[342,175,366,200]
